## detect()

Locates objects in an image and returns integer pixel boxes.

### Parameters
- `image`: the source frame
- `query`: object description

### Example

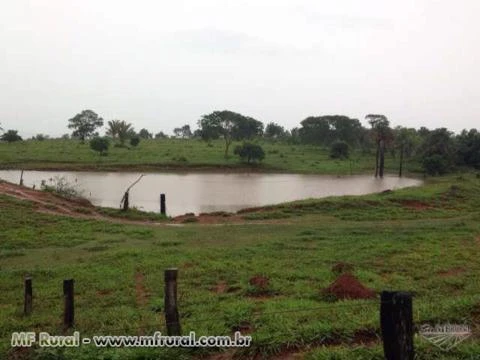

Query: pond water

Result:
[0,170,423,216]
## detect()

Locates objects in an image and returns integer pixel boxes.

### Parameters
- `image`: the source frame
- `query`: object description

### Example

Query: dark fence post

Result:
[164,268,180,335]
[63,279,74,329]
[160,194,166,215]
[381,291,414,360]
[24,276,32,315]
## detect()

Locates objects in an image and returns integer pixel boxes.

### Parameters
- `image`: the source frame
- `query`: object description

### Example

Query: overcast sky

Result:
[1,0,479,137]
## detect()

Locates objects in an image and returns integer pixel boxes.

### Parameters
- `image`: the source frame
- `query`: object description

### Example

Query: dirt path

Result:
[0,180,277,226]
[0,180,154,224]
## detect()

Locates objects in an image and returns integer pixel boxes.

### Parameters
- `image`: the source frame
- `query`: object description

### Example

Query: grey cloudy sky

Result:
[1,0,479,137]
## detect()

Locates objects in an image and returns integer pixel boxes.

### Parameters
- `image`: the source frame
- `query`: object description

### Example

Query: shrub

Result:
[330,140,350,159]
[40,176,83,198]
[130,136,140,147]
[234,143,265,164]
[33,134,49,141]
[423,154,450,175]
[89,136,110,155]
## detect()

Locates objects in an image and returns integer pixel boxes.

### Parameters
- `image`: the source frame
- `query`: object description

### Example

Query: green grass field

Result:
[0,138,421,175]
[1,174,480,359]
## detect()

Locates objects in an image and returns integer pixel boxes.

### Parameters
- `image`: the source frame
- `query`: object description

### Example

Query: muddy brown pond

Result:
[0,171,423,217]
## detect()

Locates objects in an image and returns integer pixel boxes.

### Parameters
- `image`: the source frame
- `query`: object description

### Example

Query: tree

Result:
[264,122,287,139]
[423,154,450,175]
[366,114,392,178]
[419,128,455,175]
[393,127,418,177]
[130,136,140,147]
[198,110,263,158]
[298,115,363,146]
[1,130,22,142]
[234,143,265,163]
[33,134,49,141]
[138,128,153,139]
[89,137,110,155]
[106,120,121,139]
[456,129,480,169]
[117,121,135,146]
[155,131,168,139]
[68,110,104,141]
[173,125,192,139]
[330,141,350,159]
[107,120,135,146]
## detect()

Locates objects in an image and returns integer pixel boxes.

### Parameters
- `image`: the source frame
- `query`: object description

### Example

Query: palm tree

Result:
[117,121,135,146]
[107,120,135,146]
[394,127,418,177]
[366,114,392,178]
[106,120,122,139]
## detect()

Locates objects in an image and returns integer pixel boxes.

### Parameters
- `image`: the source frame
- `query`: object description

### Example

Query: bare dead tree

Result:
[120,174,144,211]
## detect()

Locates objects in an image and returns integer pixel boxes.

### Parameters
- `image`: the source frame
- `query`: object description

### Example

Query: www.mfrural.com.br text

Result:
[11,331,252,348]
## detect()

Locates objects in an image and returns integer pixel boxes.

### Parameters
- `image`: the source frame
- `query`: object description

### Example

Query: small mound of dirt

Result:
[249,275,269,290]
[323,273,376,300]
[213,281,228,294]
[331,262,354,275]
[399,200,431,210]
[437,267,466,277]
[247,275,275,297]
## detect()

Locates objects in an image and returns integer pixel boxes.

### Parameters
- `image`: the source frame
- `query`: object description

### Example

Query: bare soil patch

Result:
[437,267,466,277]
[398,200,432,210]
[213,281,228,294]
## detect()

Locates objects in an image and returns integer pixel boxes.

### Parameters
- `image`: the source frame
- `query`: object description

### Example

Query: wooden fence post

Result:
[380,291,414,360]
[160,194,166,215]
[24,276,32,315]
[63,279,74,329]
[164,268,180,335]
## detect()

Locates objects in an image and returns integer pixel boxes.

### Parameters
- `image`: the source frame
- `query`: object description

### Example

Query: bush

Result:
[234,143,265,163]
[330,141,350,159]
[40,176,83,198]
[130,136,140,147]
[33,134,49,141]
[89,137,110,155]
[423,154,450,175]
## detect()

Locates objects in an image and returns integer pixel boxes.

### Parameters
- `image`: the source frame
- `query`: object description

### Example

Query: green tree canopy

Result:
[1,130,22,142]
[173,125,192,139]
[264,122,287,139]
[138,128,153,139]
[298,115,363,146]
[329,141,350,159]
[198,110,263,158]
[234,143,265,163]
[68,110,104,141]
[89,137,110,155]
[420,128,455,175]
[456,129,480,169]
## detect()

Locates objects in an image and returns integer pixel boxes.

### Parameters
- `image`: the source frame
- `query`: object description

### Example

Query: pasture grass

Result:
[0,138,421,175]
[0,174,480,359]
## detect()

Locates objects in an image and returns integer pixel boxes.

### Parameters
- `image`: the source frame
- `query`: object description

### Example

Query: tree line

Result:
[1,109,479,176]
